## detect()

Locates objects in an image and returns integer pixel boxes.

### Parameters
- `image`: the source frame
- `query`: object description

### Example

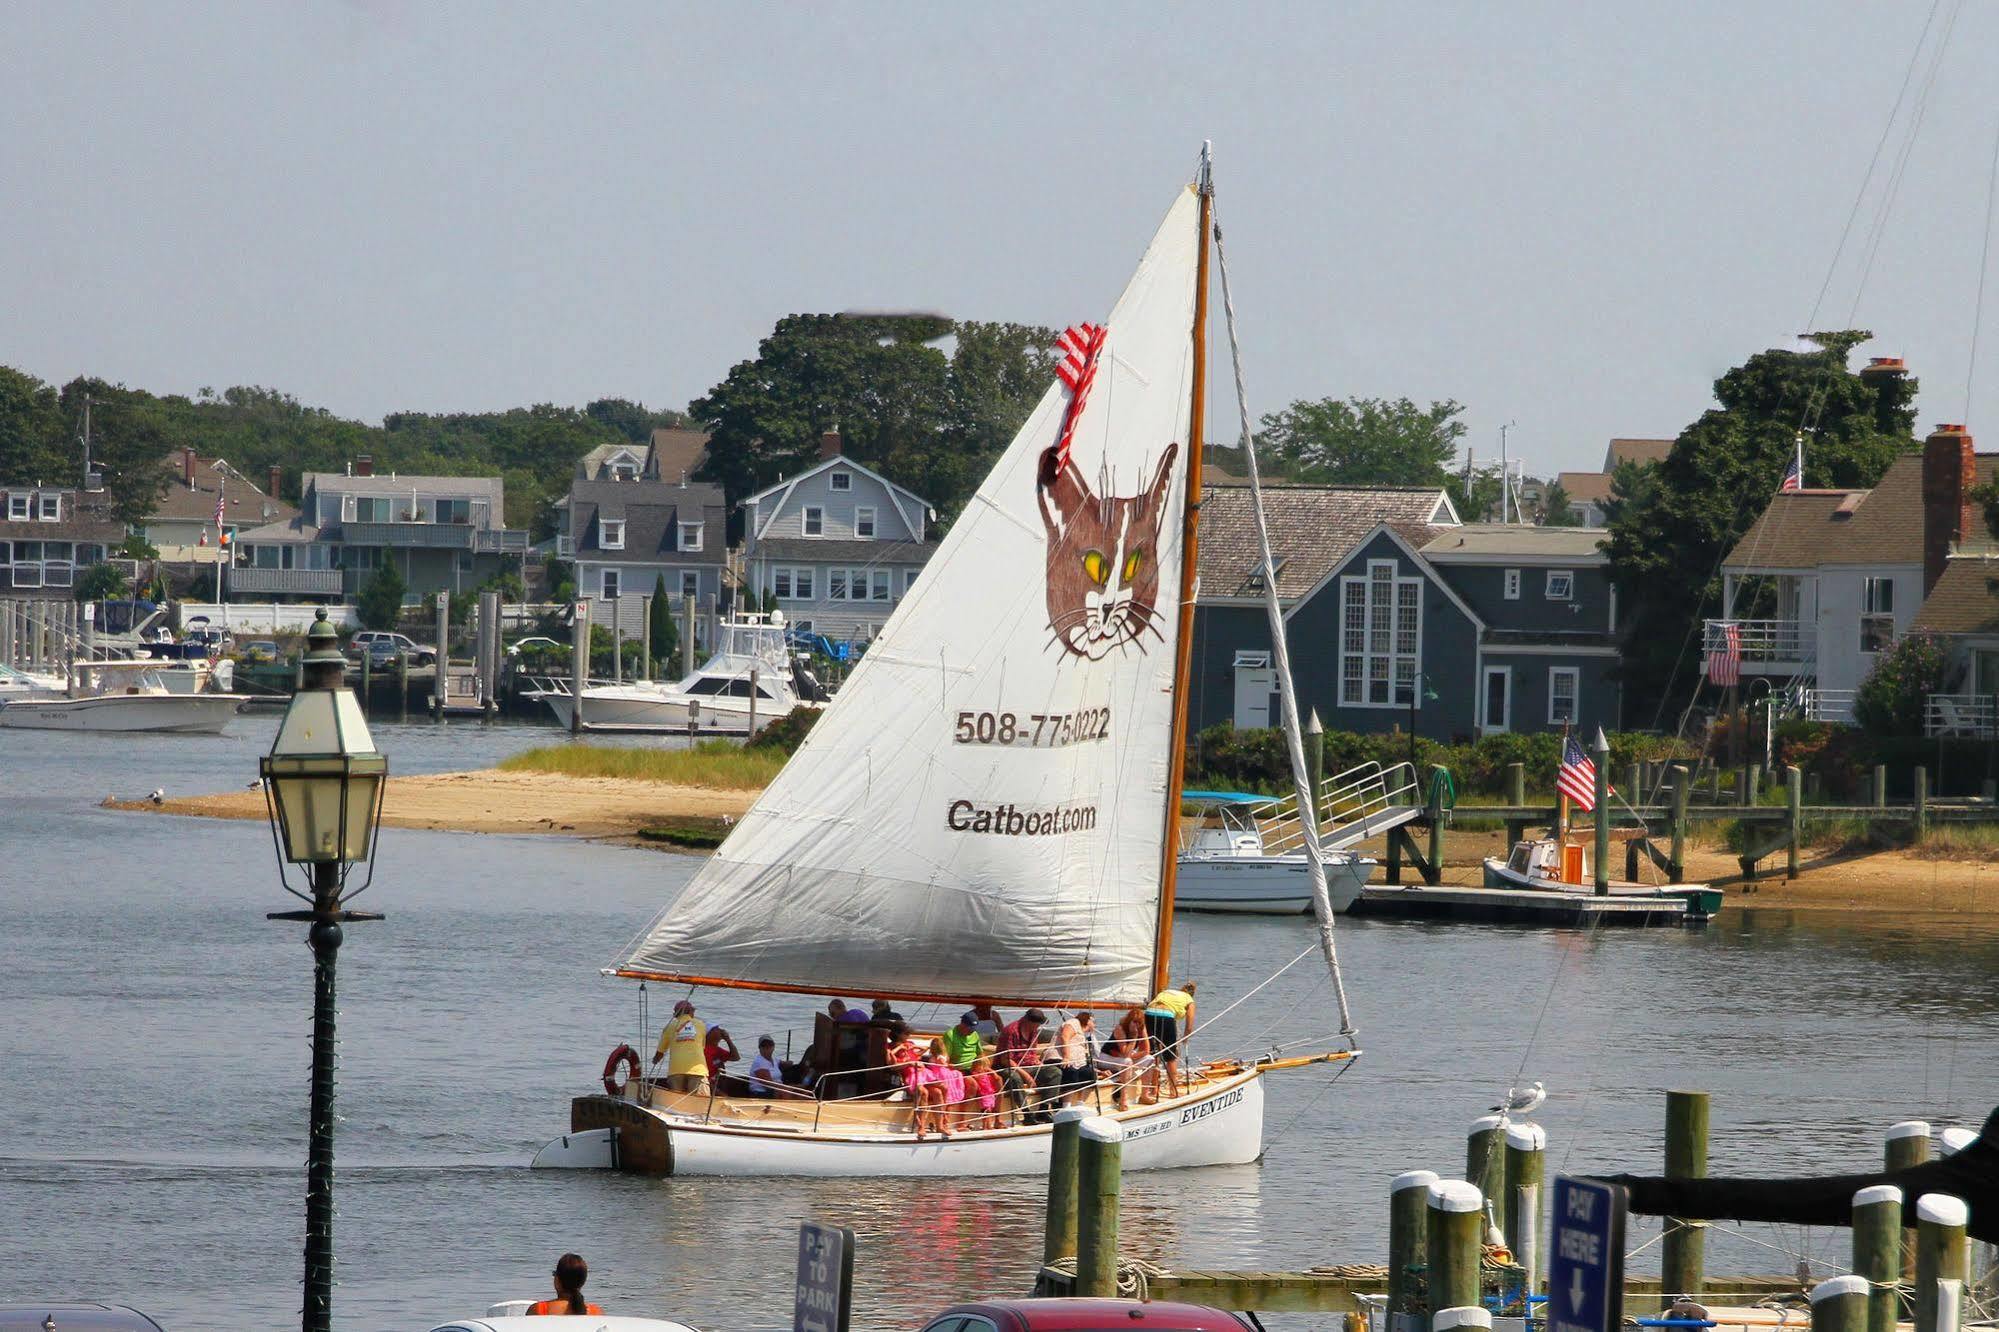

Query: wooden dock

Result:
[1351,882,1692,925]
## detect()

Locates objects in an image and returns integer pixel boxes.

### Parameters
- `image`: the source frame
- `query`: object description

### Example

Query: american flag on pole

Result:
[214,482,225,532]
[1047,322,1108,478]
[1778,434,1803,492]
[1706,620,1741,686]
[1557,733,1603,812]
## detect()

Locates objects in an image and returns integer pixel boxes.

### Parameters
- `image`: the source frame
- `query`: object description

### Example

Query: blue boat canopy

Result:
[1180,789,1270,805]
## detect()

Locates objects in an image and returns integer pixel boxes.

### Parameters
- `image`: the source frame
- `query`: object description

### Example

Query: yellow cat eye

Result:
[1082,549,1108,585]
[1122,551,1142,581]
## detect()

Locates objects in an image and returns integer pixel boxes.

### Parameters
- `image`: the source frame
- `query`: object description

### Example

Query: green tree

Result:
[1256,397,1467,486]
[1853,631,1953,736]
[1458,462,1506,521]
[0,367,69,484]
[1539,479,1580,526]
[649,573,679,665]
[1606,331,1917,706]
[357,562,407,630]
[73,562,129,603]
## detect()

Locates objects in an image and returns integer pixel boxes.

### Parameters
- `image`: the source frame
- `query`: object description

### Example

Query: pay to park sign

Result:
[1548,1176,1627,1332]
[794,1221,854,1332]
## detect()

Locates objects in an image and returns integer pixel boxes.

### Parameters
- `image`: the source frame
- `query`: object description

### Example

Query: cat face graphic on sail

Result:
[1036,443,1178,659]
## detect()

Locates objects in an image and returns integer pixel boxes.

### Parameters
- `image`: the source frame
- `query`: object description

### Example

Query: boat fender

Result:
[602,1044,641,1097]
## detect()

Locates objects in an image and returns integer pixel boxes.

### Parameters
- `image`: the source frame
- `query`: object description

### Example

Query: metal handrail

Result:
[1255,760,1421,856]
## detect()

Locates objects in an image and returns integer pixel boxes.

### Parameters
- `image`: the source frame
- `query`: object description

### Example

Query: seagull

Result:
[1491,1082,1546,1118]
[148,788,166,805]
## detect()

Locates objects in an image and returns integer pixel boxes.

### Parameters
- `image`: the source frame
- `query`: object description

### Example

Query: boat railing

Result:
[517,674,631,696]
[1255,760,1422,856]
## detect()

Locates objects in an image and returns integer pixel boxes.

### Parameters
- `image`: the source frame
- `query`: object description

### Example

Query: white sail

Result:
[613,186,1202,1006]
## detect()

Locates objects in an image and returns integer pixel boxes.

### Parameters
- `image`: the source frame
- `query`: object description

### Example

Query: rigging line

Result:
[1966,111,1999,423]
[1209,174,1357,1040]
[1195,942,1321,1034]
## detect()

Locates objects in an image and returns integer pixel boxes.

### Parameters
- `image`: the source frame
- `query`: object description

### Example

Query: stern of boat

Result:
[533,1093,674,1174]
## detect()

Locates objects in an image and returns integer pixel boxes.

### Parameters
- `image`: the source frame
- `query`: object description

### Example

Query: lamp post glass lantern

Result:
[260,609,386,1332]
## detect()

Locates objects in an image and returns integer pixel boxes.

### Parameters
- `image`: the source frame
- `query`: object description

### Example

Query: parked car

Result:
[916,1300,1257,1332]
[348,630,437,667]
[240,639,281,664]
[505,636,563,658]
[182,622,233,652]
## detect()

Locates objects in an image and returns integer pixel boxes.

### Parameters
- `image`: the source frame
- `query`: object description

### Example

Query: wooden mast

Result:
[1151,151,1213,999]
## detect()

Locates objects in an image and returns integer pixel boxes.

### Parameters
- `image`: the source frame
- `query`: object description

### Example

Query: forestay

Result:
[613,186,1201,1007]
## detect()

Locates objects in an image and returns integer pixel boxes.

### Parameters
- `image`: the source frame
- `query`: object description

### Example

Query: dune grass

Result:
[497,741,785,790]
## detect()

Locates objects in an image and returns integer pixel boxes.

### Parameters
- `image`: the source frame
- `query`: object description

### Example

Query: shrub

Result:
[356,563,407,630]
[1854,631,1955,737]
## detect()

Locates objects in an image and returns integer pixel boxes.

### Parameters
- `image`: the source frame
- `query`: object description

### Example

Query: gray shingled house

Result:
[559,430,728,636]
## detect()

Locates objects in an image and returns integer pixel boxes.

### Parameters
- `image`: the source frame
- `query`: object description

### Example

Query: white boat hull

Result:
[538,688,800,735]
[0,692,243,733]
[1176,853,1373,914]
[534,1066,1265,1177]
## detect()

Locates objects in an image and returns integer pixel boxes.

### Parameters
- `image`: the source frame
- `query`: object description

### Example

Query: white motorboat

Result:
[0,662,68,703]
[1483,836,1722,918]
[1177,791,1375,913]
[533,152,1362,1180]
[0,663,244,733]
[532,612,824,735]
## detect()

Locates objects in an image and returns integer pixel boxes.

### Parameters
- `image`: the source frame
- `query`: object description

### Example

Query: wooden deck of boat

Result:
[1350,882,1691,925]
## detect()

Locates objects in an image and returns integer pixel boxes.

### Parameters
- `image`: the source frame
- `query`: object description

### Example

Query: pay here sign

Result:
[1548,1176,1627,1332]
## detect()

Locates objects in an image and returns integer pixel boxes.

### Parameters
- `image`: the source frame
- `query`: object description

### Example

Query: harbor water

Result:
[4,717,1998,1329]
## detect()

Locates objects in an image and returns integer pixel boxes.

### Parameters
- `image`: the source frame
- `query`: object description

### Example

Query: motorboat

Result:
[431,1307,698,1331]
[531,612,826,735]
[1176,790,1375,914]
[1483,837,1722,918]
[0,662,68,703]
[0,662,244,733]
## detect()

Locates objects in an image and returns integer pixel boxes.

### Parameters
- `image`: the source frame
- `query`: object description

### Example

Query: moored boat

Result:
[0,662,244,733]
[1482,836,1722,918]
[531,612,824,734]
[1177,791,1374,914]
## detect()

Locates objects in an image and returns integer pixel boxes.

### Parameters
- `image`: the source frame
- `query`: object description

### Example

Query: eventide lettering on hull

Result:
[946,799,1099,836]
[1179,1087,1244,1124]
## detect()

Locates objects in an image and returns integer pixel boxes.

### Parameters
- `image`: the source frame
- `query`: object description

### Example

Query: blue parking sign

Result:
[1548,1176,1626,1332]
[794,1221,854,1332]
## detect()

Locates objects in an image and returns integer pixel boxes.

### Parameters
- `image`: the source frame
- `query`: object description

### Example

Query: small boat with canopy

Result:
[534,147,1362,1177]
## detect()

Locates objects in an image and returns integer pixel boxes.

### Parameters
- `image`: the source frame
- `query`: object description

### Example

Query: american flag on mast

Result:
[1557,731,1608,812]
[1047,322,1108,478]
[1778,433,1803,492]
[1706,620,1742,686]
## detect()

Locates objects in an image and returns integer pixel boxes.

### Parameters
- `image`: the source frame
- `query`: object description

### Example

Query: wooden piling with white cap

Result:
[1914,1193,1968,1332]
[1887,1120,1931,1282]
[1426,1179,1484,1315]
[1434,1305,1491,1332]
[1504,1122,1546,1289]
[1074,1116,1126,1298]
[1467,1114,1506,1225]
[1936,1130,1994,1301]
[1662,1090,1709,1300]
[1388,1169,1440,1317]
[1809,1274,1869,1332]
[1042,1106,1090,1265]
[1853,1183,1903,1332]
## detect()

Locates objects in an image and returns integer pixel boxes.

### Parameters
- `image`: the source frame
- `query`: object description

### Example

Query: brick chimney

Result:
[355,454,374,478]
[182,446,198,487]
[1922,423,1976,595]
[819,431,843,460]
[268,464,283,500]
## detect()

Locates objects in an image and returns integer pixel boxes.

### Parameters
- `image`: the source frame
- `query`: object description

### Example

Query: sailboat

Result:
[533,149,1359,1178]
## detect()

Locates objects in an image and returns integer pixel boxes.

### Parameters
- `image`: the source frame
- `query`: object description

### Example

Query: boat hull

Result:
[1175,853,1373,914]
[1480,857,1720,919]
[537,688,794,735]
[538,1066,1266,1177]
[0,693,243,733]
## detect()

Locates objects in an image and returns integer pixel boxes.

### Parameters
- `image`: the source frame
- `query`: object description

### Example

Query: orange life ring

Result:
[602,1043,641,1097]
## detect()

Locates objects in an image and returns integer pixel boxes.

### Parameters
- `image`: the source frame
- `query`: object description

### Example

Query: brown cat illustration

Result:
[1036,442,1179,659]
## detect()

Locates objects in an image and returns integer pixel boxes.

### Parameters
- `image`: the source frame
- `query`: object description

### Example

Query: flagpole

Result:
[1556,722,1570,843]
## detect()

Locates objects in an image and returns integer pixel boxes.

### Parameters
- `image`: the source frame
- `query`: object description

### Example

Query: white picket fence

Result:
[179,602,362,633]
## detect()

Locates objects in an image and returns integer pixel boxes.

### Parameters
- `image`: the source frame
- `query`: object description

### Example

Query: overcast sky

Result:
[5,2,1999,477]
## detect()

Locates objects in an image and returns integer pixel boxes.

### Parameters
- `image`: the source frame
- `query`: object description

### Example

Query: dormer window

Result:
[38,493,59,522]
[601,518,625,550]
[678,521,704,553]
[830,471,851,491]
[6,494,27,521]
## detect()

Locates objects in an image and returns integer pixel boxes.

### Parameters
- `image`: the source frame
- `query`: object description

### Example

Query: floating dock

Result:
[1350,883,1692,926]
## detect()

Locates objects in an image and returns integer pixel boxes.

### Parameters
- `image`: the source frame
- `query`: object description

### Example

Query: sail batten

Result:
[611,187,1203,1007]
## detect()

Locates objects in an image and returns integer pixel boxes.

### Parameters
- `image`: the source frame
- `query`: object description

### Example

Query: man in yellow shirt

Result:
[651,999,708,1094]
[1143,981,1195,1101]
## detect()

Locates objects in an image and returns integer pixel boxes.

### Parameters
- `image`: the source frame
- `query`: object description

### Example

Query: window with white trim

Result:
[772,568,792,599]
[829,570,848,600]
[600,519,625,550]
[5,494,27,520]
[678,521,704,552]
[904,568,919,593]
[38,493,60,521]
[601,568,621,600]
[794,567,815,599]
[1545,570,1574,600]
[855,507,876,539]
[1861,576,1895,653]
[680,570,699,599]
[1548,667,1580,725]
[871,570,891,601]
[802,506,824,537]
[829,471,851,491]
[1504,569,1521,600]
[1338,559,1422,707]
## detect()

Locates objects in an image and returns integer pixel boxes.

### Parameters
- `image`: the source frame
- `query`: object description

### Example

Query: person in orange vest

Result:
[527,1252,602,1316]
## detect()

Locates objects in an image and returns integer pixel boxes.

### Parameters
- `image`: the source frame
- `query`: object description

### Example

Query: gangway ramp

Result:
[1254,760,1427,855]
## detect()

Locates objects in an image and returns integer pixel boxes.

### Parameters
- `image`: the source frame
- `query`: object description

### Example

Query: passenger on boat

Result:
[651,999,708,1094]
[996,1008,1047,1119]
[887,1022,924,1103]
[1097,1007,1153,1111]
[1029,1034,1066,1122]
[967,1055,1003,1129]
[703,1025,741,1090]
[1056,1011,1097,1104]
[915,1038,963,1140]
[827,999,868,1023]
[748,1036,810,1099]
[968,1002,1004,1043]
[1143,981,1195,1101]
[941,1011,984,1070]
[869,998,904,1024]
[527,1252,602,1316]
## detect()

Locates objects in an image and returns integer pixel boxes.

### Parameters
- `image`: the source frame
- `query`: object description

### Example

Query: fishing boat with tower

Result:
[534,147,1362,1177]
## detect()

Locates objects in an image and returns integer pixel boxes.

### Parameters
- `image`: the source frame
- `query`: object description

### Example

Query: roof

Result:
[569,478,724,559]
[1605,437,1673,469]
[0,488,124,542]
[149,457,295,526]
[1557,469,1614,504]
[1421,524,1608,562]
[752,536,936,564]
[574,441,650,481]
[648,427,711,483]
[305,471,504,502]
[1911,556,1999,635]
[234,517,322,544]
[741,453,933,513]
[1724,453,1999,571]
[1196,482,1457,601]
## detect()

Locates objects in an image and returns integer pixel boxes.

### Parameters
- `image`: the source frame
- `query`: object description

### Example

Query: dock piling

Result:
[1914,769,1930,838]
[1810,1274,1869,1332]
[1670,764,1691,883]
[1887,1121,1932,1282]
[1506,762,1525,808]
[1425,1179,1484,1315]
[1593,730,1610,894]
[1307,710,1325,803]
[398,650,409,722]
[1661,1089,1709,1301]
[570,599,590,734]
[638,594,651,682]
[1787,766,1803,879]
[1466,1114,1506,1220]
[1914,1193,1968,1332]
[1853,1184,1903,1332]
[1388,1169,1440,1317]
[1434,1306,1491,1332]
[1043,1107,1089,1265]
[432,592,449,719]
[359,647,371,717]
[1504,1122,1546,1290]
[1871,765,1888,808]
[1074,1117,1125,1298]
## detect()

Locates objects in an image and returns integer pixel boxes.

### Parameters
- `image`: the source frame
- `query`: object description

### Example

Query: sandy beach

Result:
[106,769,1999,915]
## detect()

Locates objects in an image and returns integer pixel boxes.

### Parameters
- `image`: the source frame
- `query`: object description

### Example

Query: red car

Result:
[917,1299,1258,1332]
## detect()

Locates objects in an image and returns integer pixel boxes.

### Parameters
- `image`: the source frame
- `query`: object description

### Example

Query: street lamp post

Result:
[260,609,387,1332]
[1403,673,1441,766]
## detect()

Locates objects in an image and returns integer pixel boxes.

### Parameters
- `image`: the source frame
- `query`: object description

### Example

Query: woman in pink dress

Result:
[967,1055,1003,1129]
[929,1037,967,1137]
[887,1022,924,1129]
[911,1039,950,1140]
